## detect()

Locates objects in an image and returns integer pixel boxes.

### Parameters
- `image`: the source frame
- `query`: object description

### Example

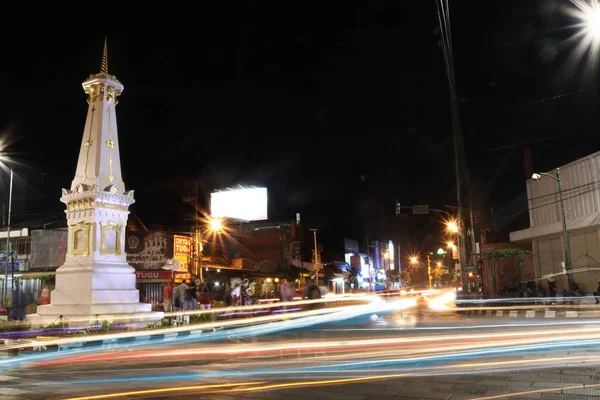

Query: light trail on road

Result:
[5,289,600,399]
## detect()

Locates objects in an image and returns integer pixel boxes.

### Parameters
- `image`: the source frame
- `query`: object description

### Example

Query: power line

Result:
[484,132,578,152]
[493,181,600,223]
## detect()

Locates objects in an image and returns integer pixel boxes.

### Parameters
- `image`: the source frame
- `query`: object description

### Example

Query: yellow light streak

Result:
[473,382,600,400]
[64,381,266,400]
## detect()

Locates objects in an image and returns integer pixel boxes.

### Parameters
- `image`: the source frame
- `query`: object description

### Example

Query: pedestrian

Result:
[186,280,198,311]
[200,284,212,310]
[594,282,600,304]
[175,280,189,325]
[163,281,173,312]
[40,288,50,305]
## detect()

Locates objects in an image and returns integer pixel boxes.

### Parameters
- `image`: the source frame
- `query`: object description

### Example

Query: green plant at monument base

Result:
[0,320,31,333]
[41,321,69,330]
[93,320,116,333]
[190,312,215,324]
[145,318,172,329]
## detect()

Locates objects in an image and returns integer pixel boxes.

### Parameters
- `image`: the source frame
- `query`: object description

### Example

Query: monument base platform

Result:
[27,303,163,328]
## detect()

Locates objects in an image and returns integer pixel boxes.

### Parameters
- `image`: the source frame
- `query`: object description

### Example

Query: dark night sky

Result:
[1,1,600,259]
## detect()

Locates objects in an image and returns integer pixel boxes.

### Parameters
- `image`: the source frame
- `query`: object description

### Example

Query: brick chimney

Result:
[523,148,533,181]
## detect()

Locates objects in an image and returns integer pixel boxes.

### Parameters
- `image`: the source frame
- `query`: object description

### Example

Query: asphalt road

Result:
[3,300,600,399]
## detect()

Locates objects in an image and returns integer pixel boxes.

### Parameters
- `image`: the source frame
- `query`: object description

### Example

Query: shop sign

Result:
[135,271,191,281]
[173,235,191,270]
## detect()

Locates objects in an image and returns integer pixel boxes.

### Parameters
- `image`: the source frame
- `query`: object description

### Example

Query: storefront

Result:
[135,270,192,311]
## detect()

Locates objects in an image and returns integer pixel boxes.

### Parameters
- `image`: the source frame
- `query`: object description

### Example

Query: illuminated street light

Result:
[565,0,600,61]
[446,220,459,233]
[408,255,432,289]
[209,217,224,233]
[577,0,600,39]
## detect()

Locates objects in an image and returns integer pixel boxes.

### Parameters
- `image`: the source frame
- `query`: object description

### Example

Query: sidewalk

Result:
[460,308,600,319]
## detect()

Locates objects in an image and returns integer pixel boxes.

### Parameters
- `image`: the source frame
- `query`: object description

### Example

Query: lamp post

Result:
[409,255,432,289]
[310,229,319,286]
[197,217,224,282]
[2,165,13,308]
[532,168,572,288]
[445,219,464,289]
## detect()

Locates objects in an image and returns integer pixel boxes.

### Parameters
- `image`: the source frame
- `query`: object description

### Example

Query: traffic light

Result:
[395,201,401,216]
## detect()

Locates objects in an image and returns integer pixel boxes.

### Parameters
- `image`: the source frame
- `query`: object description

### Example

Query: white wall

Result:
[535,230,600,293]
[528,152,600,229]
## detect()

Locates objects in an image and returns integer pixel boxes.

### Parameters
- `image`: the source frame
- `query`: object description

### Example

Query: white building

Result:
[510,151,600,294]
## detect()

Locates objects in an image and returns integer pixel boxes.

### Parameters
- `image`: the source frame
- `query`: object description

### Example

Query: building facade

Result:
[510,151,600,294]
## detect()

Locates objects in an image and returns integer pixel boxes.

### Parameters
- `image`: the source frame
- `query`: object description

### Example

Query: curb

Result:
[0,328,200,358]
[458,309,600,318]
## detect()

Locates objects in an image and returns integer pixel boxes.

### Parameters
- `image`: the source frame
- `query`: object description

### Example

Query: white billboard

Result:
[210,187,268,221]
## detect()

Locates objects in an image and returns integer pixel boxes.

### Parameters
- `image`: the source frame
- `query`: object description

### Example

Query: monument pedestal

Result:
[28,263,163,327]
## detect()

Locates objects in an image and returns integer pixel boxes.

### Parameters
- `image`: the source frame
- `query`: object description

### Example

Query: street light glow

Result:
[446,220,459,233]
[565,0,600,66]
[209,218,223,232]
[581,1,600,38]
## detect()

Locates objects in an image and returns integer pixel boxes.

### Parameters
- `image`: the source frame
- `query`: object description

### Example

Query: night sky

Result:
[1,1,600,259]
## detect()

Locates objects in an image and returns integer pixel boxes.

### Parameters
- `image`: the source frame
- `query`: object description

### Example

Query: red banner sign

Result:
[135,271,191,281]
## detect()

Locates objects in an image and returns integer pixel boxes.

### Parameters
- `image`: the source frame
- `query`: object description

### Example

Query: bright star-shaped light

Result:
[565,1,600,65]
[209,218,223,232]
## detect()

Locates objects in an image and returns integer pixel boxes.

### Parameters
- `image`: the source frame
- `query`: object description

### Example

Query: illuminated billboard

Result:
[173,235,191,271]
[211,187,268,221]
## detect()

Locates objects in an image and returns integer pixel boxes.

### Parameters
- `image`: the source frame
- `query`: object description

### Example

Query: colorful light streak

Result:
[1,298,414,370]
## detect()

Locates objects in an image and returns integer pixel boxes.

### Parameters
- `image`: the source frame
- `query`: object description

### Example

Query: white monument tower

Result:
[29,40,161,326]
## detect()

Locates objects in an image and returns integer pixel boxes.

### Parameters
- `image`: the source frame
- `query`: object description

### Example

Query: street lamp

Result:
[208,217,223,233]
[532,168,573,288]
[0,154,13,308]
[446,220,459,234]
[196,216,225,283]
[409,254,432,289]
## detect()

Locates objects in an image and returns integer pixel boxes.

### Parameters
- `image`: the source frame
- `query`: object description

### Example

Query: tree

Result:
[400,270,411,286]
[486,249,533,296]
[431,266,443,284]
[447,269,457,284]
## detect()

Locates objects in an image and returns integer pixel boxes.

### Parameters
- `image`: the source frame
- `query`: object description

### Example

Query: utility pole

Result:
[556,168,572,288]
[427,254,432,290]
[366,236,372,292]
[195,180,202,283]
[3,167,13,307]
[532,168,573,289]
[397,243,402,288]
[310,229,319,286]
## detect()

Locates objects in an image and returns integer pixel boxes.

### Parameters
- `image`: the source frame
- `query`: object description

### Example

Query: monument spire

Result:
[101,37,108,74]
[71,39,125,193]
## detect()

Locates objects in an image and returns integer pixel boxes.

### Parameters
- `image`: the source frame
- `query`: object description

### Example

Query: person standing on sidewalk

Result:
[163,282,173,312]
[594,282,600,304]
[186,280,198,311]
[175,280,189,325]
